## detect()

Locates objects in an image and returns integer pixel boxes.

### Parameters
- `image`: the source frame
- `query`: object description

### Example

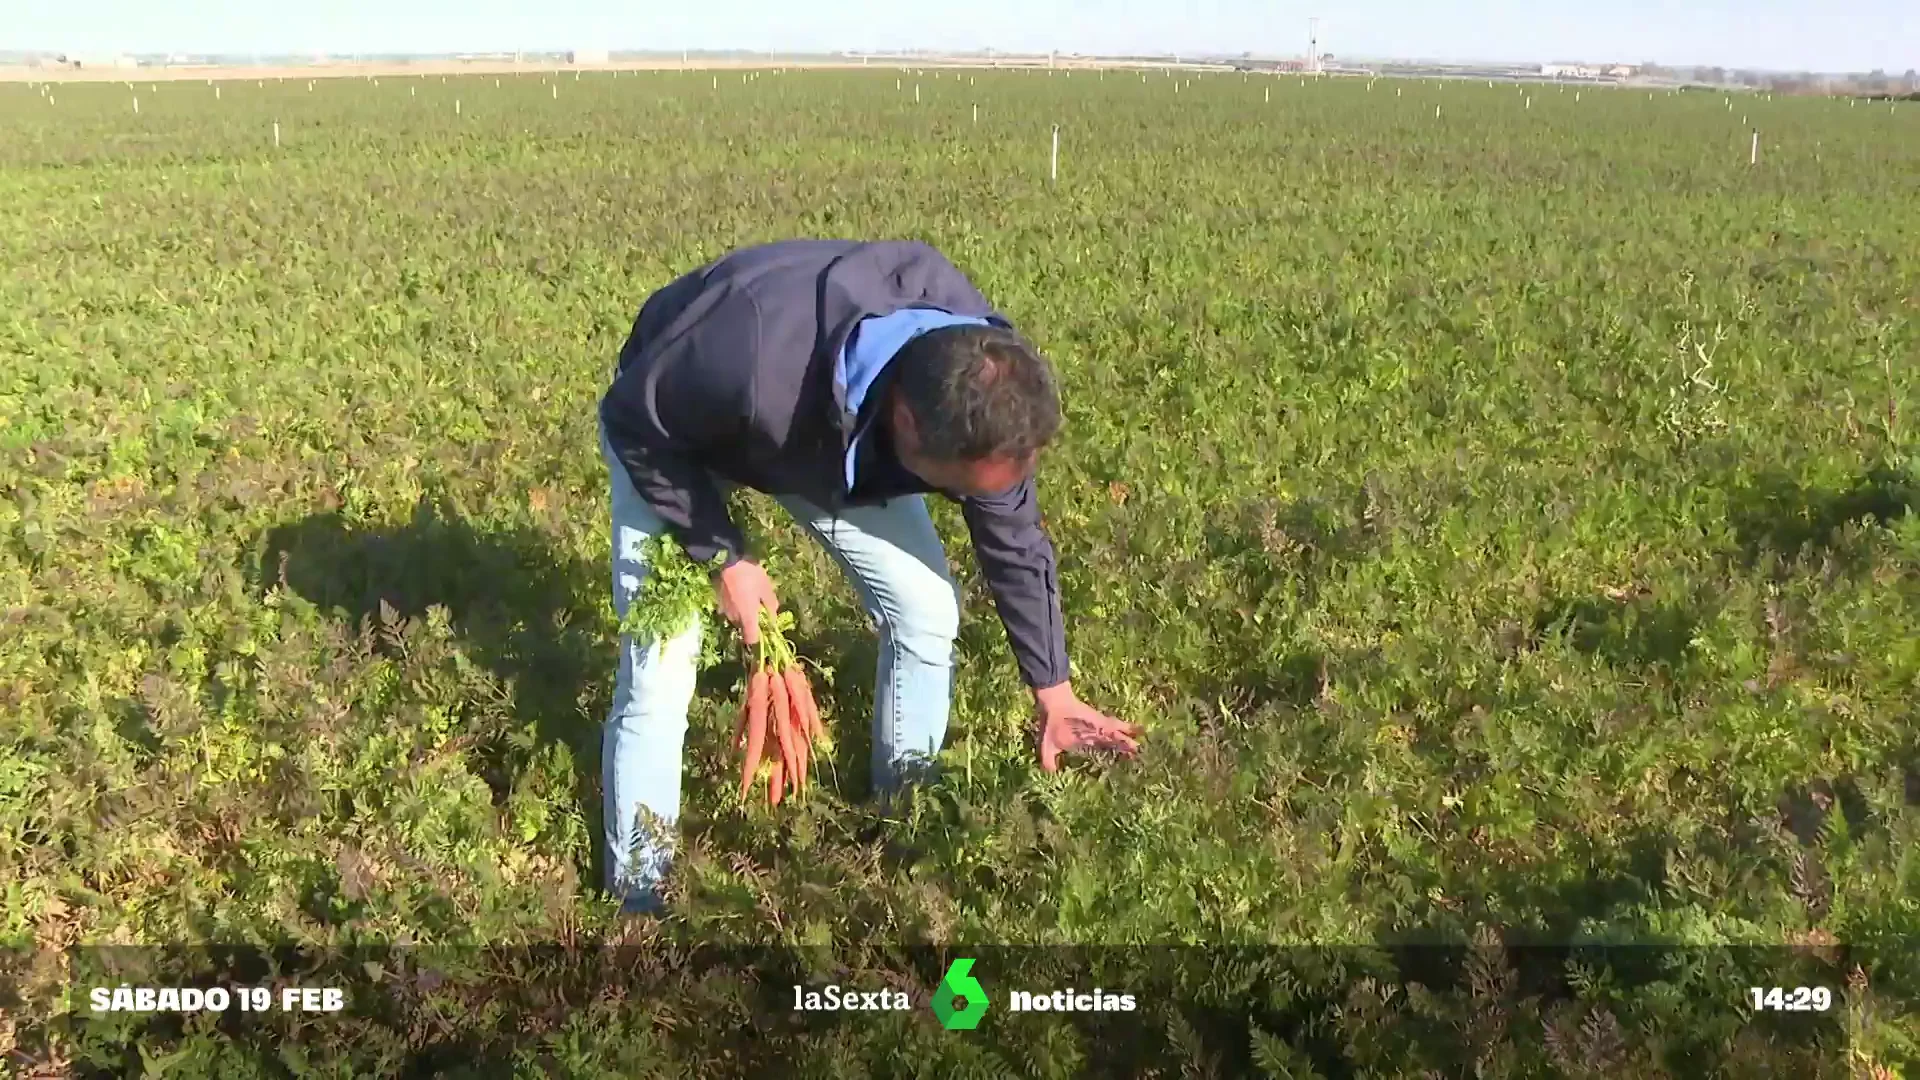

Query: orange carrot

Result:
[738,669,771,799]
[779,666,806,743]
[769,669,795,792]
[782,670,808,796]
[794,717,808,794]
[792,687,809,792]
[787,676,810,787]
[768,759,785,806]
[788,667,823,743]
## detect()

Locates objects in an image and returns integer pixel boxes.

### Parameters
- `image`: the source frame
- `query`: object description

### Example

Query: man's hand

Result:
[1034,681,1142,772]
[714,559,780,645]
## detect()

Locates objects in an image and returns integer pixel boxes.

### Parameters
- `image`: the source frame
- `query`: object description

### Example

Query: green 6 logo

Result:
[932,958,988,1030]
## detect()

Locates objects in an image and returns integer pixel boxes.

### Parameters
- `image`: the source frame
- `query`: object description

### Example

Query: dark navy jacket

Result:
[599,239,1068,690]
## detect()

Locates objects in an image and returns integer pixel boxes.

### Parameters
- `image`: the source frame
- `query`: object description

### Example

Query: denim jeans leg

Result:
[600,424,702,912]
[773,493,961,794]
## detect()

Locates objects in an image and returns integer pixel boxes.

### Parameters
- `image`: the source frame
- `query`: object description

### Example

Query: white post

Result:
[216,86,222,99]
[455,98,461,115]
[411,86,416,97]
[553,85,558,99]
[1750,129,1758,165]
[915,83,920,102]
[973,103,978,123]
[1265,86,1270,102]
[1050,124,1059,183]
[1526,96,1531,108]
[274,121,280,147]
[133,96,139,113]
[1435,104,1441,117]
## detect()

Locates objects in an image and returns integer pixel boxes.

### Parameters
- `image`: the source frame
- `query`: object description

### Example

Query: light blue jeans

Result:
[599,423,960,912]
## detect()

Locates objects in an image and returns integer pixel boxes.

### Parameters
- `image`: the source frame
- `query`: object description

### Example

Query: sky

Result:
[10,0,1917,75]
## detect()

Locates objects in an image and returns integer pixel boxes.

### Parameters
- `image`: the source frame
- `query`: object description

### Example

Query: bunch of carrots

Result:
[736,609,830,806]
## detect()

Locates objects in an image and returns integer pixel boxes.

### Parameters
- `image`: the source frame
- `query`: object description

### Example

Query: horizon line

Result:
[5,47,1906,78]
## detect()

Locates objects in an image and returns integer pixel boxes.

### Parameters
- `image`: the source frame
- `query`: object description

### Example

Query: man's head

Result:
[884,324,1061,497]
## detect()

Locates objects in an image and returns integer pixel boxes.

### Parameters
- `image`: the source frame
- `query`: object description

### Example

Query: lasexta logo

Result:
[931,958,988,1030]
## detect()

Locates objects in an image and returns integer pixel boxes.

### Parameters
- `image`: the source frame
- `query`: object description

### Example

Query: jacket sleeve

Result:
[959,475,1071,690]
[598,305,754,571]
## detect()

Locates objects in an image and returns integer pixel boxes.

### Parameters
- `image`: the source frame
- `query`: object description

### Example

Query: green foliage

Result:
[617,532,727,670]
[1,68,1917,1075]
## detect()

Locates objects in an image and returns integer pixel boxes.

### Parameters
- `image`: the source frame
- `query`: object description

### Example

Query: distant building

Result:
[1541,63,1602,79]
[568,49,609,65]
[51,53,139,70]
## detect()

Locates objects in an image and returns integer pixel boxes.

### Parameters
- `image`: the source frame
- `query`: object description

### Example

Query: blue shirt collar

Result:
[836,308,991,492]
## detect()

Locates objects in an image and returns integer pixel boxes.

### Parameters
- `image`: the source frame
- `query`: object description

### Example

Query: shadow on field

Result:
[1727,462,1918,568]
[257,498,886,897]
[261,500,616,886]
[1204,492,1381,575]
[1528,593,1698,674]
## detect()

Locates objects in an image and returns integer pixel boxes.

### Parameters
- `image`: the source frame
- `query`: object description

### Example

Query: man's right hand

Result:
[714,559,780,645]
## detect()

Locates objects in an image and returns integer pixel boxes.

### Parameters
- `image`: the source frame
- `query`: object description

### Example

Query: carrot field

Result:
[3,68,1918,1076]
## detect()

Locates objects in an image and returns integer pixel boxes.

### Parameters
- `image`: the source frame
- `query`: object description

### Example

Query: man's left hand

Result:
[1034,681,1142,773]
